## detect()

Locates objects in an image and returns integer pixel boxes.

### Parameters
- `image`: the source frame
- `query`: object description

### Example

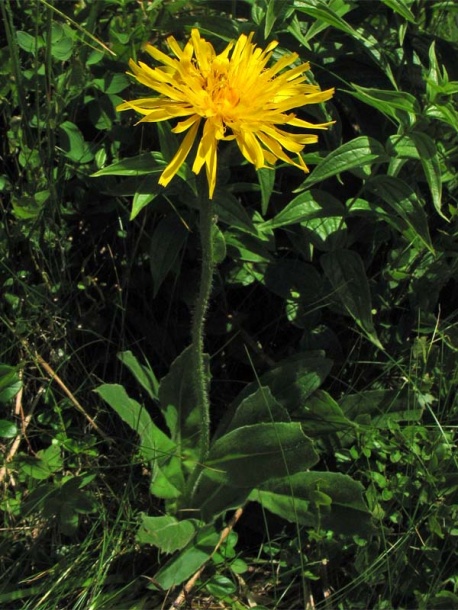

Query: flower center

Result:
[201,58,240,120]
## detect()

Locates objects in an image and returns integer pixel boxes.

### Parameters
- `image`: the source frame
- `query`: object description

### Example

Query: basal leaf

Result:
[95,384,175,463]
[150,455,185,500]
[118,351,159,401]
[224,386,290,435]
[204,422,319,488]
[158,346,210,458]
[293,389,355,436]
[136,514,198,553]
[152,525,219,590]
[250,471,373,535]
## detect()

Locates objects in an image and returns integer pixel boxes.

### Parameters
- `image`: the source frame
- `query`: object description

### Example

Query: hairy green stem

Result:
[191,194,215,471]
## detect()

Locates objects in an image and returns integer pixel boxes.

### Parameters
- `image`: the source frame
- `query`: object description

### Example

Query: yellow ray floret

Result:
[117,29,334,199]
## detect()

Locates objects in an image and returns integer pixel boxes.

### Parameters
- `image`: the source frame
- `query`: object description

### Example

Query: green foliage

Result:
[1,0,457,608]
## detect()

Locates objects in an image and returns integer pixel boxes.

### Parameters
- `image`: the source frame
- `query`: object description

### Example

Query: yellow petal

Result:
[159,119,200,187]
[235,130,265,168]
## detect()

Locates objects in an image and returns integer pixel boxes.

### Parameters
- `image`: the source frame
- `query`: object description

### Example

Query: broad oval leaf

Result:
[250,471,373,536]
[204,422,319,488]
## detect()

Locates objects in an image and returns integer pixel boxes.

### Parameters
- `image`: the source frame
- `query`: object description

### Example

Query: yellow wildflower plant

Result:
[117,29,334,199]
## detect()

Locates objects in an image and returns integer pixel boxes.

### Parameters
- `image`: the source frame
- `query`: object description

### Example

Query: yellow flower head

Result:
[117,29,334,199]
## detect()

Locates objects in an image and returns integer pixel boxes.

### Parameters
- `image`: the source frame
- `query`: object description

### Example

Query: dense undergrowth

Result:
[1,0,457,608]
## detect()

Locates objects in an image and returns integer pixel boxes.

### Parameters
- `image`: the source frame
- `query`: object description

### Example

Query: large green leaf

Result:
[158,346,209,458]
[204,422,319,488]
[224,386,290,435]
[261,190,343,230]
[321,249,382,348]
[152,525,220,590]
[149,215,189,296]
[218,353,332,439]
[58,121,94,164]
[190,482,252,522]
[366,175,433,251]
[130,175,163,219]
[91,152,165,177]
[250,471,373,535]
[297,137,388,189]
[136,515,199,553]
[95,384,175,464]
[118,351,159,401]
[409,132,444,219]
[224,231,272,263]
[348,85,418,125]
[340,389,423,428]
[150,454,185,500]
[293,389,356,436]
[212,191,261,237]
[387,133,444,218]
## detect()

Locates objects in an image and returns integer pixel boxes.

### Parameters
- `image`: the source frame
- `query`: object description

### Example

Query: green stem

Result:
[191,193,214,469]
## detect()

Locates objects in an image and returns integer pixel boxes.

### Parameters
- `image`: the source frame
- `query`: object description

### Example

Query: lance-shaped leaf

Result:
[149,215,189,296]
[387,133,444,219]
[118,350,159,400]
[321,249,382,349]
[293,389,356,437]
[366,175,433,252]
[95,384,175,464]
[297,136,388,189]
[261,190,343,230]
